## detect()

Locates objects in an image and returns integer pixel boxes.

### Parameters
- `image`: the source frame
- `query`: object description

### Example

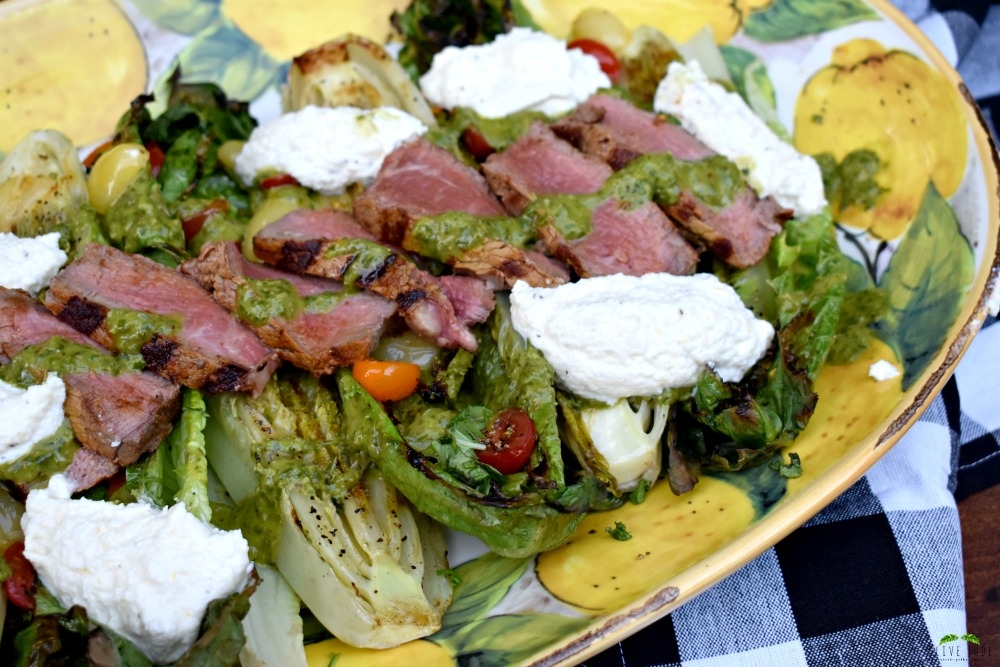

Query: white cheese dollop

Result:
[654,60,827,218]
[0,374,66,465]
[868,359,901,382]
[0,232,68,296]
[235,105,427,195]
[23,475,252,664]
[419,27,611,118]
[509,273,774,404]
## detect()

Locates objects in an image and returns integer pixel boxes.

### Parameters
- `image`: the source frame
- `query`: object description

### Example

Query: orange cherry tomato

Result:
[475,407,537,474]
[182,199,230,243]
[352,359,421,402]
[260,173,301,190]
[461,127,495,160]
[567,38,622,84]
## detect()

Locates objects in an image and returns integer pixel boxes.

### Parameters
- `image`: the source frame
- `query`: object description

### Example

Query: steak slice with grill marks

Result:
[554,95,791,268]
[538,198,699,278]
[44,244,279,396]
[451,240,570,289]
[482,121,613,216]
[180,241,396,373]
[664,189,793,268]
[254,208,482,350]
[551,94,714,169]
[353,137,506,246]
[0,287,181,467]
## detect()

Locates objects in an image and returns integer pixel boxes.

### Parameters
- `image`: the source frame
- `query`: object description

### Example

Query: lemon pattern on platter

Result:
[305,637,455,667]
[521,0,771,43]
[793,38,968,240]
[0,0,147,153]
[785,337,902,496]
[535,476,755,614]
[224,0,412,62]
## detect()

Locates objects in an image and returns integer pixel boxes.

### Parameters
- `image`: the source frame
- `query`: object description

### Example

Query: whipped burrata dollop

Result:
[509,273,774,404]
[654,60,827,218]
[419,27,611,118]
[0,373,66,465]
[23,475,253,663]
[0,232,68,296]
[235,105,426,195]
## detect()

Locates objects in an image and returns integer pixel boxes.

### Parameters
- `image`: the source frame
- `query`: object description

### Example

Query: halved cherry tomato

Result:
[352,359,421,402]
[567,38,622,84]
[83,140,114,170]
[475,407,537,475]
[145,141,165,178]
[3,541,36,611]
[260,173,301,190]
[182,199,230,243]
[461,127,495,160]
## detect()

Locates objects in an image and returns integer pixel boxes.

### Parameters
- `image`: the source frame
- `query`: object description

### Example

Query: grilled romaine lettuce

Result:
[204,369,452,649]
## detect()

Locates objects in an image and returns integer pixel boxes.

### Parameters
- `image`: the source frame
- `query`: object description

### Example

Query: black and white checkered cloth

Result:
[591,2,1000,664]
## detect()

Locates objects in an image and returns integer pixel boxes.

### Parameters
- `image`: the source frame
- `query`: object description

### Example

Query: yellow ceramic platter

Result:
[1,0,997,665]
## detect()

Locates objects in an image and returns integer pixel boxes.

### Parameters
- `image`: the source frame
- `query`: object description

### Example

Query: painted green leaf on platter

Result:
[438,554,530,628]
[743,0,879,42]
[130,0,222,36]
[875,181,975,390]
[720,45,789,141]
[173,20,281,102]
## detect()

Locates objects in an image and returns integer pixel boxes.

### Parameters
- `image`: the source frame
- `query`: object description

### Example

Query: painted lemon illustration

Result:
[224,0,411,61]
[536,476,755,613]
[305,637,454,667]
[521,0,771,43]
[0,0,147,153]
[794,39,967,240]
[785,337,902,495]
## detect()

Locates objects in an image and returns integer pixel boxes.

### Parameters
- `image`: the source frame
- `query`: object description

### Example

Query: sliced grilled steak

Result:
[552,94,714,169]
[482,121,612,215]
[664,188,793,268]
[452,240,570,289]
[181,241,396,373]
[0,288,181,466]
[0,288,99,363]
[353,138,506,246]
[437,275,495,326]
[254,208,480,351]
[63,370,181,465]
[44,244,279,396]
[538,199,698,278]
[64,448,120,493]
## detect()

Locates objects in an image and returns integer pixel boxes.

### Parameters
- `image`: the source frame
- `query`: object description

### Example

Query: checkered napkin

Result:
[588,3,1000,664]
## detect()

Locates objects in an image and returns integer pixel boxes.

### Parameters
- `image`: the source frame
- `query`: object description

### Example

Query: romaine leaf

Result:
[392,0,539,79]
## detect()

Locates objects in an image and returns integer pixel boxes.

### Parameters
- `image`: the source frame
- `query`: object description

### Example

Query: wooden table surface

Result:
[959,483,1000,660]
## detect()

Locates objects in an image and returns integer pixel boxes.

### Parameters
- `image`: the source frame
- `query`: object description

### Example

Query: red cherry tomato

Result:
[475,407,537,475]
[181,199,230,243]
[567,38,622,84]
[3,541,36,611]
[461,127,495,160]
[145,141,165,178]
[260,173,301,190]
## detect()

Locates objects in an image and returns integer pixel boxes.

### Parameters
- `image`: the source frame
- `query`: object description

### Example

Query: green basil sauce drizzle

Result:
[410,153,744,261]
